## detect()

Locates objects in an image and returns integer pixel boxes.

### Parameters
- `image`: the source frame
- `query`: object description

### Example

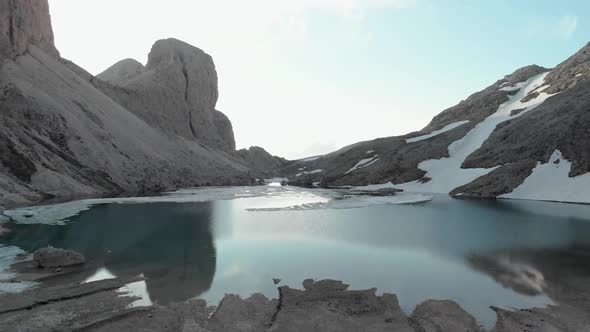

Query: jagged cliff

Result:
[0,0,279,209]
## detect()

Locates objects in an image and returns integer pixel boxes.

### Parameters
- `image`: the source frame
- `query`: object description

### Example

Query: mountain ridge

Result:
[0,0,282,209]
[283,50,590,203]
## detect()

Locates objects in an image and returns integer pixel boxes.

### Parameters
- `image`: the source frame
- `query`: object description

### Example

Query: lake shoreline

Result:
[1,267,588,331]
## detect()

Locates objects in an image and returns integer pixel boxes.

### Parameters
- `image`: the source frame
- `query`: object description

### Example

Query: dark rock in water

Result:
[349,188,402,197]
[33,247,85,268]
[410,299,483,332]
[273,278,281,285]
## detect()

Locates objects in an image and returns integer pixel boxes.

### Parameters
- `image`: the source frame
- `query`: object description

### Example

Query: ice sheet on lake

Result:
[247,193,432,211]
[500,150,590,204]
[406,121,470,143]
[0,245,38,293]
[2,186,330,225]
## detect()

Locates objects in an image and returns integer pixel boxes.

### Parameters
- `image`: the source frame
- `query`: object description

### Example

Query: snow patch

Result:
[500,81,527,91]
[366,150,375,154]
[299,156,322,162]
[398,72,556,194]
[296,169,323,177]
[500,150,590,203]
[406,121,470,143]
[344,155,380,174]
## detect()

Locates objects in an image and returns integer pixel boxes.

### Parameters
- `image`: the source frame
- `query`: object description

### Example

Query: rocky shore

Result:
[1,258,588,332]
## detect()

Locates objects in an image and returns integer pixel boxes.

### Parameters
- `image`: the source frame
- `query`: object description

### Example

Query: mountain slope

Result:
[0,0,270,209]
[284,45,590,203]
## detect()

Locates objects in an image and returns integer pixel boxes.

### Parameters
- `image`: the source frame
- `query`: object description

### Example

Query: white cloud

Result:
[525,15,578,40]
[557,15,577,39]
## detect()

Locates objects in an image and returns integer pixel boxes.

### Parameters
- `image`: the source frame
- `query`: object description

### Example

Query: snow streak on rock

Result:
[397,72,556,194]
[501,150,590,203]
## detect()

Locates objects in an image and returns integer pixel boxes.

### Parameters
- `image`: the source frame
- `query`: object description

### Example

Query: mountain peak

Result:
[0,0,59,59]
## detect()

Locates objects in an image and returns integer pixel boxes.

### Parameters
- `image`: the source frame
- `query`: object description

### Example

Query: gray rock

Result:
[234,146,289,177]
[273,278,281,285]
[269,279,413,332]
[410,299,483,332]
[95,38,236,152]
[207,293,277,331]
[33,247,86,268]
[0,0,59,59]
[0,1,263,208]
[544,42,590,95]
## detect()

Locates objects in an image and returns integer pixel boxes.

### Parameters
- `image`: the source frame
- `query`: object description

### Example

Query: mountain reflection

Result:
[469,248,590,306]
[1,202,217,305]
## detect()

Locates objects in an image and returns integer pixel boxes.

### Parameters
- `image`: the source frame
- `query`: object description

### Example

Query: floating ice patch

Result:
[406,121,470,143]
[0,245,38,293]
[344,156,380,174]
[247,193,432,211]
[240,189,331,211]
[352,182,397,191]
[500,150,590,204]
[119,280,153,308]
[3,186,300,225]
[398,72,557,194]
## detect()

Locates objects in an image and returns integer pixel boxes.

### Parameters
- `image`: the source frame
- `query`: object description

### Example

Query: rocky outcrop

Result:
[410,299,483,332]
[234,146,288,177]
[0,0,58,60]
[95,38,235,152]
[96,58,144,85]
[0,1,282,208]
[7,276,585,331]
[424,65,548,132]
[33,247,85,268]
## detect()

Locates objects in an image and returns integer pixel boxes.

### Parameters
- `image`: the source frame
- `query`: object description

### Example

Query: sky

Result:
[49,0,590,160]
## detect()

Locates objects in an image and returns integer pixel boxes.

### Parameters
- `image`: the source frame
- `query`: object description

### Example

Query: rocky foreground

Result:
[0,275,588,332]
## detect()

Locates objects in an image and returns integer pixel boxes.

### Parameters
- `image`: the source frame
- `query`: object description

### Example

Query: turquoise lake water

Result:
[1,186,590,328]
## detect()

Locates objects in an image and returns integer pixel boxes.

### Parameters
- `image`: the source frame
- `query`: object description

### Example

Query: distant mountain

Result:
[0,0,281,209]
[284,45,590,203]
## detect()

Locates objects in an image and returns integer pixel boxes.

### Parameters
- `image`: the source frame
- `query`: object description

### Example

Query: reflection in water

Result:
[2,191,590,328]
[1,202,217,305]
[470,248,590,307]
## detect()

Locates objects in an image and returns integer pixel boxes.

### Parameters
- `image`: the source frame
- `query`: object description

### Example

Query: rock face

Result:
[96,38,235,152]
[271,279,414,332]
[0,0,58,59]
[33,247,85,268]
[282,44,590,203]
[234,146,288,177]
[0,1,282,208]
[410,300,483,332]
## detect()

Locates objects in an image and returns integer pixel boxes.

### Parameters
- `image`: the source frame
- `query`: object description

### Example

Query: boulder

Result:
[410,299,483,332]
[33,247,86,268]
